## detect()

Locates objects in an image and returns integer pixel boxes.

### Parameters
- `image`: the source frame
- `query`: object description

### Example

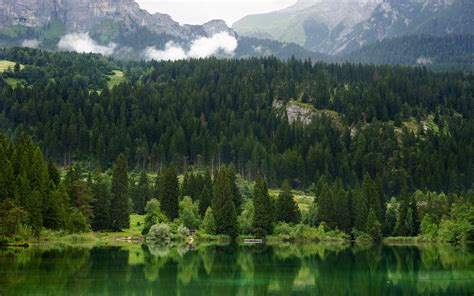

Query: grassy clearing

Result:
[98,214,145,238]
[269,189,315,212]
[0,60,24,73]
[107,70,127,89]
[5,78,25,88]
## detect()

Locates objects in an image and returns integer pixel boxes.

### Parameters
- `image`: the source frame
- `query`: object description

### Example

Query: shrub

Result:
[142,199,168,235]
[420,214,438,241]
[146,223,171,245]
[179,196,200,230]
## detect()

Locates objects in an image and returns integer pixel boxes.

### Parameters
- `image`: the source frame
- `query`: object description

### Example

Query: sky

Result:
[136,0,297,26]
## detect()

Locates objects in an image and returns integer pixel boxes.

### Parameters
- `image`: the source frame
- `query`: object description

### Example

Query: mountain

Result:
[0,0,233,40]
[233,0,473,55]
[0,0,328,61]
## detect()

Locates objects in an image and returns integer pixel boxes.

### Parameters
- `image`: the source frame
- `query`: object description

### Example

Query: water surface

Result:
[1,243,473,295]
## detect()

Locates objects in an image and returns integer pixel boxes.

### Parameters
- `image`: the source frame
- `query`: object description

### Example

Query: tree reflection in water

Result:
[0,243,473,295]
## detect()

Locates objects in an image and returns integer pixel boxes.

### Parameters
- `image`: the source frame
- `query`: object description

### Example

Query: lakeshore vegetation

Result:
[0,47,473,245]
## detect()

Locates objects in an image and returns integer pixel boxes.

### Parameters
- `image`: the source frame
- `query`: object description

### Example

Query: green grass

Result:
[5,78,25,88]
[107,70,127,89]
[269,189,315,213]
[99,214,145,238]
[0,60,24,73]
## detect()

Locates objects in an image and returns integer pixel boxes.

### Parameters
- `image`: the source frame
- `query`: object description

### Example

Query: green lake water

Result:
[0,243,473,295]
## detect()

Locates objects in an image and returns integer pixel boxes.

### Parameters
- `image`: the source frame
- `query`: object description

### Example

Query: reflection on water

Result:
[0,243,473,295]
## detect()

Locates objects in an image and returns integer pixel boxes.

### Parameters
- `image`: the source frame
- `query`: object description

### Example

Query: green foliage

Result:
[365,208,382,242]
[142,198,168,235]
[68,208,90,233]
[110,154,130,231]
[275,180,300,224]
[130,170,150,215]
[91,168,111,231]
[158,166,179,220]
[146,223,171,245]
[212,166,238,238]
[238,201,255,235]
[420,214,438,241]
[200,207,216,235]
[179,196,201,230]
[0,198,27,237]
[252,175,274,236]
[271,222,348,242]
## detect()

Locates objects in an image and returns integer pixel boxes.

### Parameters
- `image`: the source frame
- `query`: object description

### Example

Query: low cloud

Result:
[22,39,40,48]
[145,32,238,61]
[57,33,117,56]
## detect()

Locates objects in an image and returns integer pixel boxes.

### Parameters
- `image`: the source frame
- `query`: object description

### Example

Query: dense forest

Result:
[0,48,473,243]
[344,34,474,71]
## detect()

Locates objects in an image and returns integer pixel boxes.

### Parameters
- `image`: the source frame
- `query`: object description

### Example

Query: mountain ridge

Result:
[232,0,472,55]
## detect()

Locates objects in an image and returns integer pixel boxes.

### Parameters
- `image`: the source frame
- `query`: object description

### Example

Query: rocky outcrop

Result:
[0,0,233,39]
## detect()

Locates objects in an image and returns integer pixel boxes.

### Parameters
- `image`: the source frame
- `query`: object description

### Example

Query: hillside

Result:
[342,34,474,71]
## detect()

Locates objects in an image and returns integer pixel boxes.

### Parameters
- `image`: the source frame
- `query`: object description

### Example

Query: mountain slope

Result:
[342,34,474,71]
[233,0,473,55]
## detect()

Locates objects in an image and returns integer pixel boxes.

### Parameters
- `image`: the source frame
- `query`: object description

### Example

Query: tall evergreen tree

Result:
[275,180,300,224]
[110,154,130,231]
[91,168,111,231]
[158,166,179,220]
[212,166,238,238]
[253,174,274,236]
[132,170,150,214]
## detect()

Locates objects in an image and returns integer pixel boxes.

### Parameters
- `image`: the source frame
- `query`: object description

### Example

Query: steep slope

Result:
[233,0,473,55]
[0,0,232,39]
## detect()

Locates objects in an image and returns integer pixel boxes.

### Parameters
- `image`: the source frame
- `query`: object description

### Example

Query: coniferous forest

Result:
[0,47,473,243]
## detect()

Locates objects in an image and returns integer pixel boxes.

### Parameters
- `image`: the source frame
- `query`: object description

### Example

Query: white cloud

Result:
[144,32,238,61]
[57,33,117,56]
[22,39,40,48]
[144,42,187,61]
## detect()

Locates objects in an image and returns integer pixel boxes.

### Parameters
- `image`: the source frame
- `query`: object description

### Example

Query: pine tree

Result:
[43,183,68,230]
[47,159,60,187]
[110,154,130,231]
[275,180,300,224]
[132,170,150,214]
[201,207,216,234]
[366,207,382,241]
[212,166,238,238]
[253,174,274,236]
[317,184,335,228]
[91,168,111,231]
[198,169,213,216]
[158,166,179,220]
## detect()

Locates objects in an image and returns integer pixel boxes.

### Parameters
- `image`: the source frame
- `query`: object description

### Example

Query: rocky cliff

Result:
[0,0,233,39]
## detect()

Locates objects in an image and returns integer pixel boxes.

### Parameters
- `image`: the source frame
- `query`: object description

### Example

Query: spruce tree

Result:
[132,171,150,214]
[275,180,300,224]
[158,166,179,220]
[91,168,111,231]
[317,184,335,228]
[212,166,238,238]
[110,154,130,231]
[252,174,274,236]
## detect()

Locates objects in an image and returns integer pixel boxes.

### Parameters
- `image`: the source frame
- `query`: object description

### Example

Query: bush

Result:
[179,196,200,230]
[68,209,90,233]
[272,222,348,242]
[142,199,168,235]
[420,214,438,241]
[146,223,171,245]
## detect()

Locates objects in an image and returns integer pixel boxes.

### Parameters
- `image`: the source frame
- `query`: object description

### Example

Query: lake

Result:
[1,243,473,295]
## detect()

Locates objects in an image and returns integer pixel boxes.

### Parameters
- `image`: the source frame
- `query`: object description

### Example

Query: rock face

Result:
[0,0,233,39]
[233,0,473,55]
